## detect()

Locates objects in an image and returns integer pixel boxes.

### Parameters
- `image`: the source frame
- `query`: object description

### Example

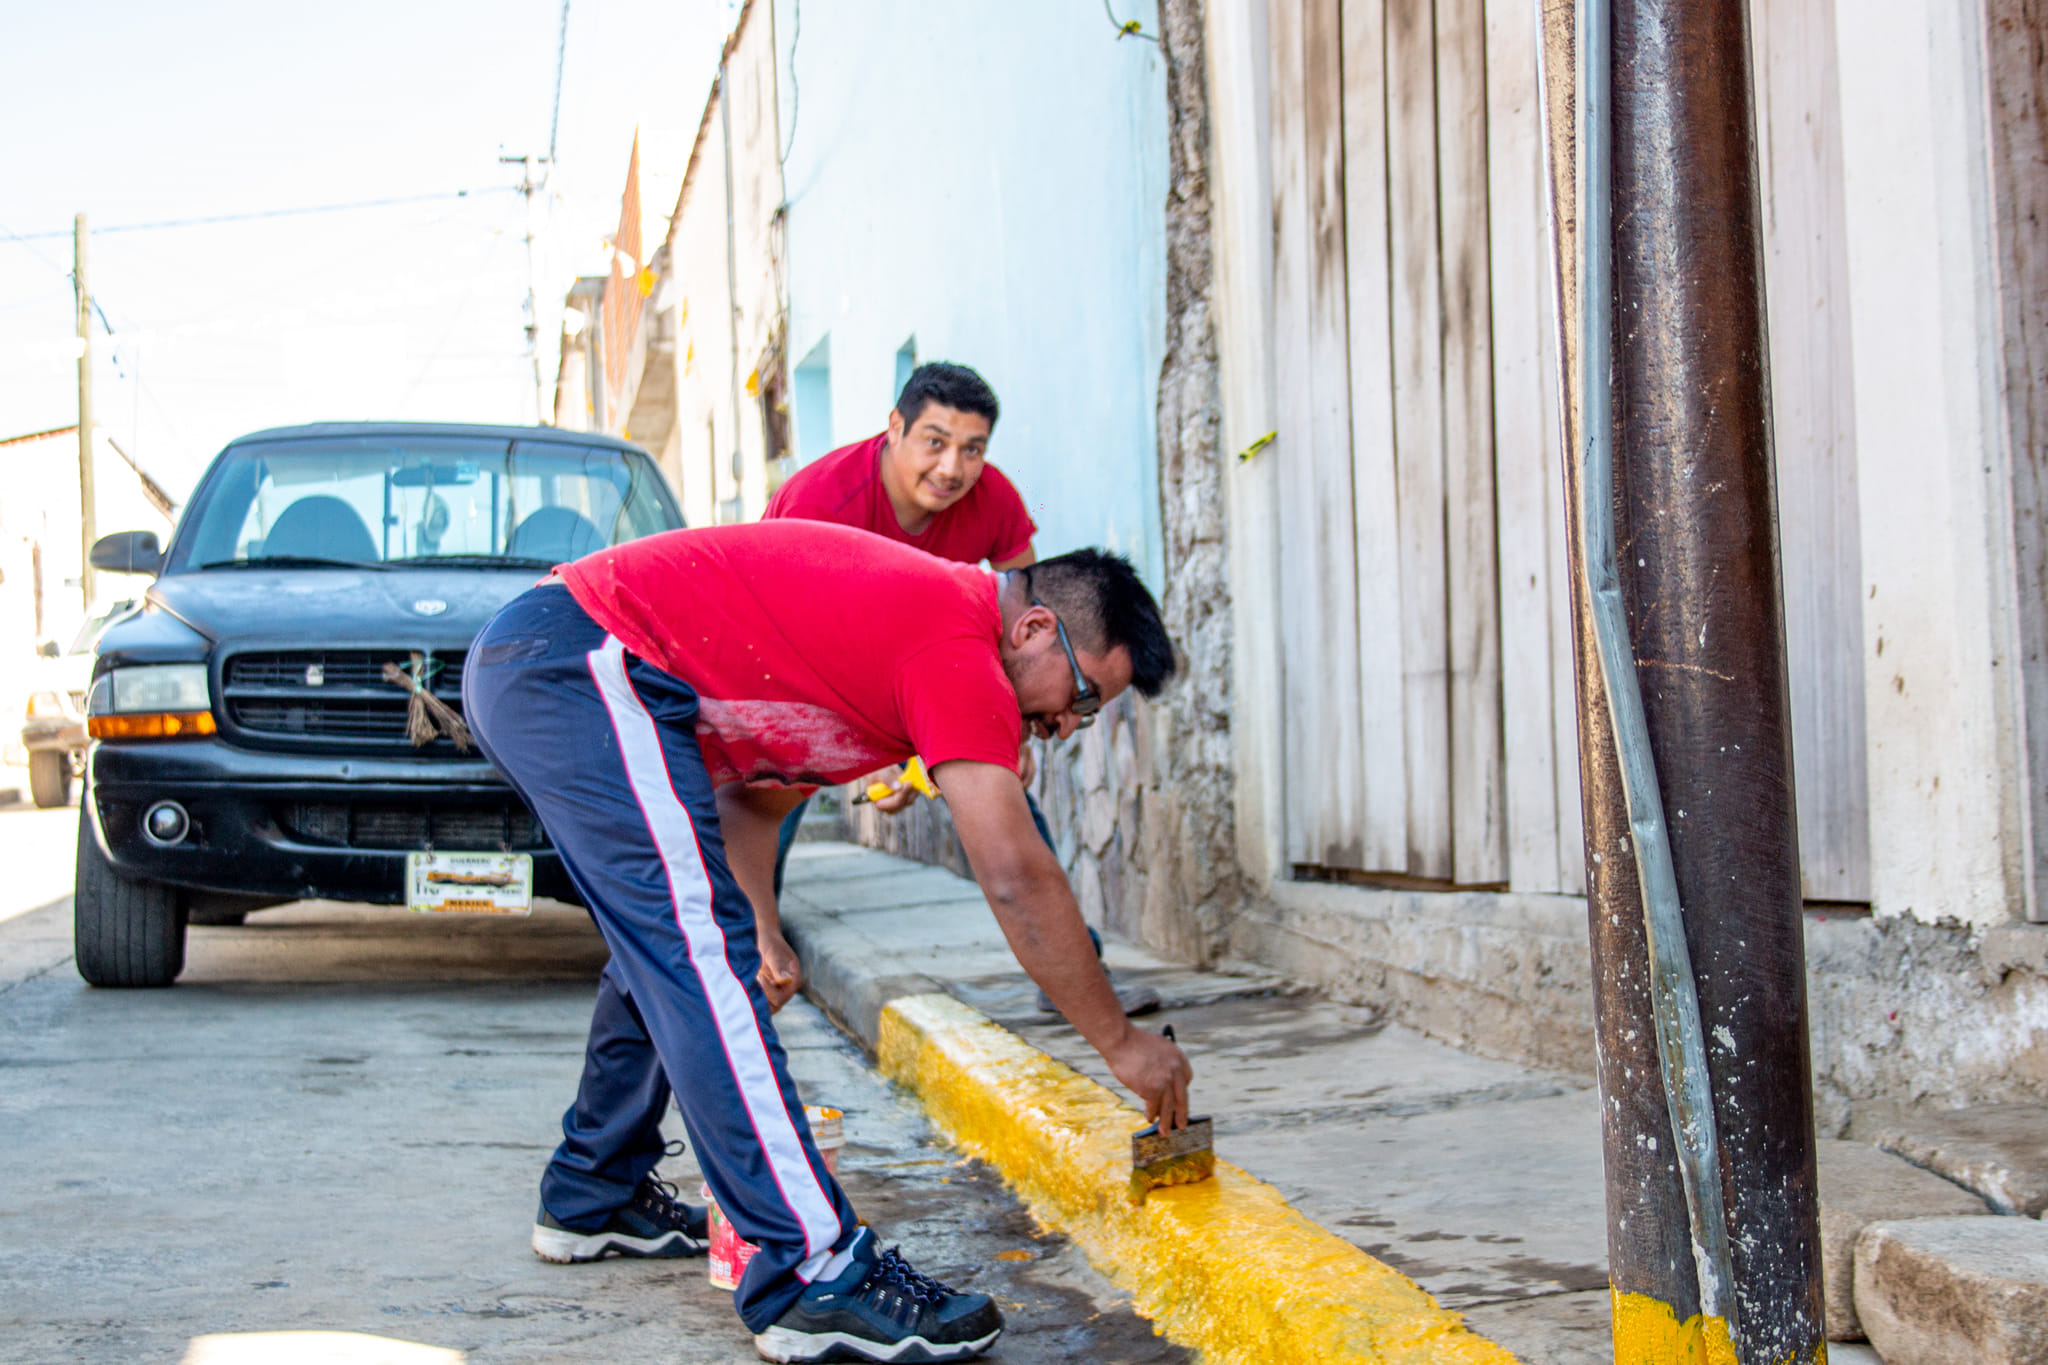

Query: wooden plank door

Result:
[1485,0,1584,895]
[1751,0,1870,901]
[1273,0,1372,869]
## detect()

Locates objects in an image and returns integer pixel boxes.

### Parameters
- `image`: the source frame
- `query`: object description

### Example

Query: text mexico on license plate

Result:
[406,851,534,915]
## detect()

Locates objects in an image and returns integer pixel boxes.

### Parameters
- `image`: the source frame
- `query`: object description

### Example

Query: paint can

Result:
[704,1183,758,1291]
[704,1106,845,1291]
[807,1105,844,1176]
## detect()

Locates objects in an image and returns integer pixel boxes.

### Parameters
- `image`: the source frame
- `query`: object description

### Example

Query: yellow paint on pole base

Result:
[876,993,1520,1365]
[1610,1291,1740,1365]
[1610,1290,1827,1365]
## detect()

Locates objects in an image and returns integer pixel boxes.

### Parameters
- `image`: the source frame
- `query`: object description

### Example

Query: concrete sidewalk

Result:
[781,840,1615,1364]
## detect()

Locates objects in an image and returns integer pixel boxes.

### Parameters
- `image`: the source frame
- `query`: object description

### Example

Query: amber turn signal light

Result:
[88,711,217,740]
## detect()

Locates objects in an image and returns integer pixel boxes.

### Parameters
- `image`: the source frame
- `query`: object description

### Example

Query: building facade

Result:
[562,0,2048,1127]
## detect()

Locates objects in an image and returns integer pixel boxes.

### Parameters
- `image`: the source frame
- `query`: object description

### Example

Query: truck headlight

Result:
[87,665,215,739]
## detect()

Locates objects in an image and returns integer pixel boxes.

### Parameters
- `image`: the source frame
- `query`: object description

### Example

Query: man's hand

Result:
[757,924,802,1012]
[1105,1026,1193,1130]
[713,781,810,1012]
[933,758,1198,1125]
[869,775,919,815]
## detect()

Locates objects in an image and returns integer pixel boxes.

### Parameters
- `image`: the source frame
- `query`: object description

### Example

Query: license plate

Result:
[406,851,533,915]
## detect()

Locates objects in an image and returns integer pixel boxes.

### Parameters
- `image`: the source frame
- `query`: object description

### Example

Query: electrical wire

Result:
[0,219,73,276]
[1102,0,1159,43]
[8,188,514,240]
[1573,0,1740,1338]
[548,0,572,170]
[781,0,801,163]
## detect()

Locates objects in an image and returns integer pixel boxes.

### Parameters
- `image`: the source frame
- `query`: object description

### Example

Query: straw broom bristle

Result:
[383,654,474,754]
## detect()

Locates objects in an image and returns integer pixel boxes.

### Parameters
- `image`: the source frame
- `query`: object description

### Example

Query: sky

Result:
[0,0,734,501]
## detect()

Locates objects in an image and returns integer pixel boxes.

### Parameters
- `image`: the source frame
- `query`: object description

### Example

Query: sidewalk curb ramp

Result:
[872,991,1521,1365]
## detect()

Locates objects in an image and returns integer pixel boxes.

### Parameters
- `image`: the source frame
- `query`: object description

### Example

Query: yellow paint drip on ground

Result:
[876,993,1521,1365]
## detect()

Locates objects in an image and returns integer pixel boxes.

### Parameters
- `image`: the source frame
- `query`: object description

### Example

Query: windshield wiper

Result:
[387,554,559,569]
[199,555,393,571]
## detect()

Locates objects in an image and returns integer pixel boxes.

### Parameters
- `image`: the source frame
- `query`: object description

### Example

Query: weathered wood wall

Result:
[1268,0,1868,899]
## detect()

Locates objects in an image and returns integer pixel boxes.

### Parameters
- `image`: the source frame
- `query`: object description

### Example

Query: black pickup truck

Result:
[76,421,684,987]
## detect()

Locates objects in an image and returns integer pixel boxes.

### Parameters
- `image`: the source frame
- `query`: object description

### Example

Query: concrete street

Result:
[0,801,1185,1364]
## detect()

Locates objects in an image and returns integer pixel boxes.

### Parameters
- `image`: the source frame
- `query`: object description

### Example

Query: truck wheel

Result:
[73,806,186,987]
[30,751,71,808]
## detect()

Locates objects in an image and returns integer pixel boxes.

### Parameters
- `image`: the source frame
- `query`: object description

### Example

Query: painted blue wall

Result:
[772,0,1168,581]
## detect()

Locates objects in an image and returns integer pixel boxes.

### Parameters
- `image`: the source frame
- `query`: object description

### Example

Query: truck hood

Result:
[144,566,547,649]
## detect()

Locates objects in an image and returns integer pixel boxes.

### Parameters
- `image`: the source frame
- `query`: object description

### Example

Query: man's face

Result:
[884,403,993,517]
[1002,606,1135,742]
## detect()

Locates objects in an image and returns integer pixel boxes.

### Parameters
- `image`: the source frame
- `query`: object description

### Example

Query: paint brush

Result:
[1128,1026,1214,1203]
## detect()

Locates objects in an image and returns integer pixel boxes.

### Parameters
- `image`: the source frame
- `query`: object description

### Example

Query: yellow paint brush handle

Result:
[857,757,939,804]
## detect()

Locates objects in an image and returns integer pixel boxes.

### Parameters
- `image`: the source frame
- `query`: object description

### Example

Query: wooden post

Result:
[1538,2,1827,1360]
[74,213,97,612]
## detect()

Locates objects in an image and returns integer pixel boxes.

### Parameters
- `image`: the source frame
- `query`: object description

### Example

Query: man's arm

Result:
[714,782,811,1011]
[933,758,1192,1128]
[988,543,1037,573]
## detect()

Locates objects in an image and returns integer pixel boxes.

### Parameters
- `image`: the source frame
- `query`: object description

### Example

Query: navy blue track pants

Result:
[462,585,857,1331]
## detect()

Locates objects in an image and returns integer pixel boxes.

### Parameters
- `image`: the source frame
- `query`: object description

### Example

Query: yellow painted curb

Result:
[876,992,1522,1365]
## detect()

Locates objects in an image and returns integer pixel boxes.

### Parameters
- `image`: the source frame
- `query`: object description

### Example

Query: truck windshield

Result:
[165,435,680,572]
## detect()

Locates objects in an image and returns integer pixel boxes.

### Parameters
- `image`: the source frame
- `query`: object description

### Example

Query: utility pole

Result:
[1539,3,1826,1362]
[74,213,97,612]
[501,153,549,424]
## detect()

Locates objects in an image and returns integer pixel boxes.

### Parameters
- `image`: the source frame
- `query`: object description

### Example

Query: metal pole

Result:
[1537,3,1826,1361]
[719,60,744,522]
[74,213,97,612]
[501,153,547,423]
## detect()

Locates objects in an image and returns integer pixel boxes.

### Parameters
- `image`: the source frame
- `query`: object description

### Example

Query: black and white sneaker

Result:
[531,1173,709,1263]
[754,1228,1003,1363]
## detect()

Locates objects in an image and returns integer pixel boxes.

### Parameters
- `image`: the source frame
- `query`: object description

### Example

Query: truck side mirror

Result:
[89,530,163,576]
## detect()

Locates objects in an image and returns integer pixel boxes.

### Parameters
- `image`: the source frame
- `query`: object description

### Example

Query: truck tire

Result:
[30,750,71,808]
[73,806,186,987]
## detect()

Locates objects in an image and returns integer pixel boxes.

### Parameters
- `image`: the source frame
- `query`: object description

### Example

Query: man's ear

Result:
[886,407,907,444]
[1016,602,1059,649]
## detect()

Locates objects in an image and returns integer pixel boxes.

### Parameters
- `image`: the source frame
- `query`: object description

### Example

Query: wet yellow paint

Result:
[876,993,1521,1365]
[1610,1291,1740,1365]
[1609,1290,1831,1365]
[1129,1147,1216,1203]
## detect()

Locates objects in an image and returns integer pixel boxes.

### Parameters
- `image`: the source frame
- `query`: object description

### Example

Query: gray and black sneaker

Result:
[531,1173,709,1263]
[754,1228,1003,1363]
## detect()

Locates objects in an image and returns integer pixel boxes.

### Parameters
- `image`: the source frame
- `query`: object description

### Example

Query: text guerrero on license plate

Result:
[406,851,533,915]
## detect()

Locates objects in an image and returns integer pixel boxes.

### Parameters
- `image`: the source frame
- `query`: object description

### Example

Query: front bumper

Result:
[22,718,86,754]
[87,737,576,906]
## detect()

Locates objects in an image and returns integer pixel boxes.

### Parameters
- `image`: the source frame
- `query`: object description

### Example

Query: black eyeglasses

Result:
[1032,593,1101,728]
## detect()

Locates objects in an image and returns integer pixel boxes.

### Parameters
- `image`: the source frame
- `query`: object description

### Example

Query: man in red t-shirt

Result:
[763,362,1157,1018]
[764,362,1034,852]
[462,521,1190,1363]
[764,361,1038,571]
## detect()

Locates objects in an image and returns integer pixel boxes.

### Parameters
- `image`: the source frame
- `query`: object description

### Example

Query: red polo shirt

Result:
[763,432,1037,566]
[558,521,1024,789]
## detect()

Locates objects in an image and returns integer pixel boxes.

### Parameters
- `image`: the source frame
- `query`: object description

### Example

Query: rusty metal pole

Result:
[1537,1,1827,1361]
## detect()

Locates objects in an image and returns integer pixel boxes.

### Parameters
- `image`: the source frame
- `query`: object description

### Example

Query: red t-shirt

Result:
[763,432,1037,566]
[559,521,1023,789]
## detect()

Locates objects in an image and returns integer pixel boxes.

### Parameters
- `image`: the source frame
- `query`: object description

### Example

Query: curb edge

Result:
[874,990,1522,1365]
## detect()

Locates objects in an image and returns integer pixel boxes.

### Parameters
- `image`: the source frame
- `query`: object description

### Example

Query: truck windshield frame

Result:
[163,435,679,574]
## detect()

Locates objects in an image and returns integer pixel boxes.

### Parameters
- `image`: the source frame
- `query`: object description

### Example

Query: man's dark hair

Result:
[1027,550,1177,699]
[895,362,1000,430]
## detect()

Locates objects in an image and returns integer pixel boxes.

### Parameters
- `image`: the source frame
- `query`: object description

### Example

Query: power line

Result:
[548,0,572,168]
[782,0,801,163]
[8,188,515,240]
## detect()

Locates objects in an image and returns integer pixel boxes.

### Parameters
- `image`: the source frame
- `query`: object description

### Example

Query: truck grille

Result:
[276,800,548,851]
[222,649,467,749]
